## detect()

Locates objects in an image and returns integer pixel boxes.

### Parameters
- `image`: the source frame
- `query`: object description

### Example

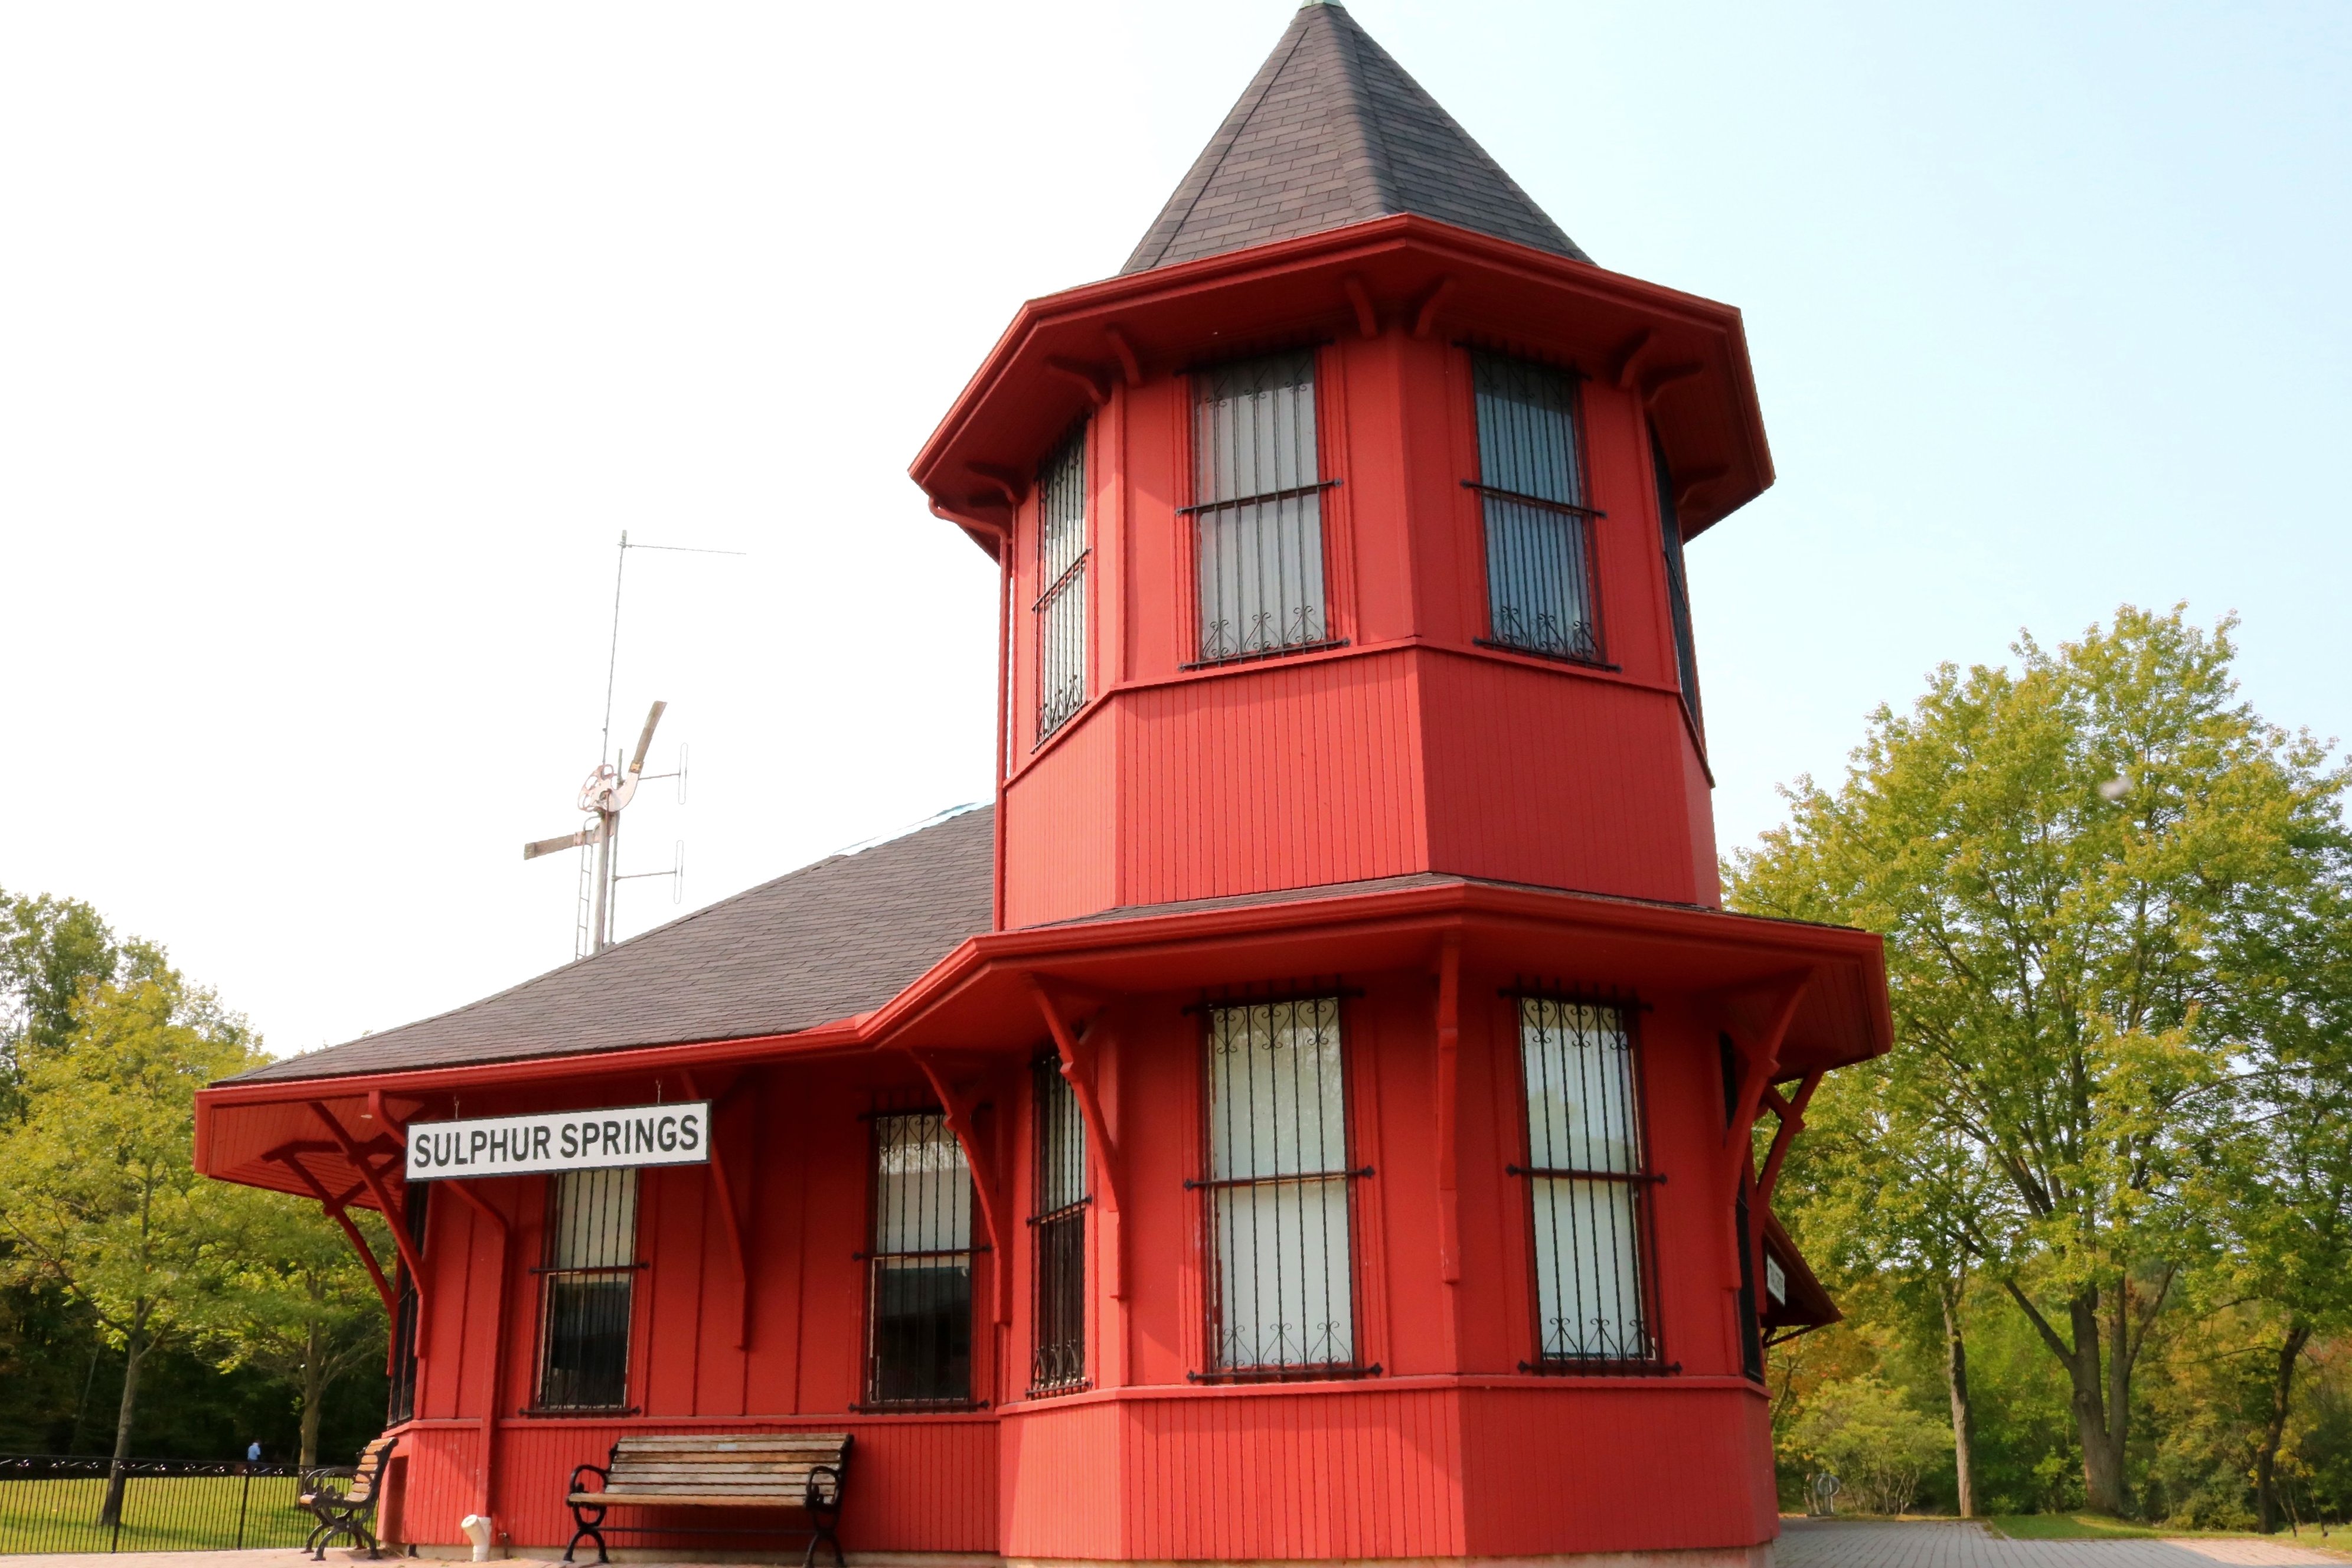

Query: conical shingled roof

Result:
[1122,0,1587,276]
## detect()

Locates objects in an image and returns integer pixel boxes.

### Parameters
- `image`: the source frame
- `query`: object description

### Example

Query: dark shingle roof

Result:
[1122,1,1587,276]
[228,806,996,1084]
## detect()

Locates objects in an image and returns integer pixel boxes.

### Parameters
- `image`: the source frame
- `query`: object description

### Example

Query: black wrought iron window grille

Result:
[1189,349,1334,665]
[865,1110,977,1407]
[386,1184,429,1426]
[1195,995,1367,1377]
[1651,427,1702,731]
[1469,351,1603,665]
[1035,422,1089,744]
[1510,994,1665,1370]
[1028,1056,1089,1396]
[535,1167,638,1411]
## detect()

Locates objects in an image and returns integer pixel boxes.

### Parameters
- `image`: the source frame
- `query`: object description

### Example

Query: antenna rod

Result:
[599,530,628,769]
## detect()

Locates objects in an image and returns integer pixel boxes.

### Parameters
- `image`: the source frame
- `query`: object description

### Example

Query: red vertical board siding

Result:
[1003,704,1118,927]
[1119,651,1423,909]
[1120,1388,1463,1561]
[390,1426,478,1548]
[1419,651,1702,905]
[1458,1384,1772,1555]
[1001,1402,1126,1559]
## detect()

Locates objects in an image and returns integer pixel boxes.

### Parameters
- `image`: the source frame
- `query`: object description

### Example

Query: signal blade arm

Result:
[523,821,607,860]
[629,701,668,775]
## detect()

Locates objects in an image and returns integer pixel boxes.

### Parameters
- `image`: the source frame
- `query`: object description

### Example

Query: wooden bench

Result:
[298,1432,398,1560]
[564,1432,851,1567]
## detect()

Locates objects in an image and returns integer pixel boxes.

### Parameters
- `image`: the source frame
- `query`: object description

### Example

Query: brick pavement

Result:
[1777,1519,2349,1567]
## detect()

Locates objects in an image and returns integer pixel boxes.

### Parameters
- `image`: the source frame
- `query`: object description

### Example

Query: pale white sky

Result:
[4,2,2346,1057]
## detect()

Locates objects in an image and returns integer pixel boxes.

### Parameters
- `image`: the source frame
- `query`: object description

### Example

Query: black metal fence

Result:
[0,1455,320,1554]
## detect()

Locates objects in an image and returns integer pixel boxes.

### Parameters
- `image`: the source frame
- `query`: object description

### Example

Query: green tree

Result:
[208,1187,391,1468]
[0,971,262,1522]
[1788,1374,1953,1517]
[0,891,124,1116]
[1730,606,2348,1516]
[2196,873,2352,1531]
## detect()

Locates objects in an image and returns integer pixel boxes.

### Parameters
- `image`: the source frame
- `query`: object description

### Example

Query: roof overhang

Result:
[196,876,1888,1205]
[910,213,1773,558]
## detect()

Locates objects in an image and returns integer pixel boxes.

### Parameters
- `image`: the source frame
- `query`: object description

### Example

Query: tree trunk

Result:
[98,1332,145,1528]
[299,1319,326,1471]
[2255,1320,2312,1534]
[1941,1278,1978,1518]
[2067,1290,2131,1517]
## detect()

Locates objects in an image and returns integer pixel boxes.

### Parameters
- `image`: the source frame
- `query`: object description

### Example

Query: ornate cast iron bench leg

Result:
[801,1464,845,1568]
[564,1464,612,1565]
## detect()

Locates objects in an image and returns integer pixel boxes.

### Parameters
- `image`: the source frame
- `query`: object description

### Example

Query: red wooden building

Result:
[195,5,1889,1563]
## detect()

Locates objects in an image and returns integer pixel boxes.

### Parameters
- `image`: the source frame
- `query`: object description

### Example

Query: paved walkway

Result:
[2,1531,2344,1568]
[1778,1520,2350,1567]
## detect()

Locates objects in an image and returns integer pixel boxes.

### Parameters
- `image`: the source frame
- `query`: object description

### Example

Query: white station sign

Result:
[404,1100,711,1182]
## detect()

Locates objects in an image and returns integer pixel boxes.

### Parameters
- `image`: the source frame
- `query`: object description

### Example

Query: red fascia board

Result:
[196,880,1888,1188]
[907,214,1769,538]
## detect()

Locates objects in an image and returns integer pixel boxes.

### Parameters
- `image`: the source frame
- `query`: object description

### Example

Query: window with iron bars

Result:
[386,1184,429,1426]
[1651,427,1701,731]
[535,1168,638,1410]
[865,1111,976,1406]
[1471,351,1602,664]
[1029,1057,1088,1394]
[1198,996,1363,1376]
[1190,349,1331,664]
[1512,996,1663,1368]
[1035,422,1089,743]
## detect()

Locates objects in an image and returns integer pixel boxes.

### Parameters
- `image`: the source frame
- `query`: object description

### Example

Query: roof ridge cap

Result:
[1321,2,1400,215]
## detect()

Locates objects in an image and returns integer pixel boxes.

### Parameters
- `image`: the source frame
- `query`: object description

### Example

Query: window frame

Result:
[1034,419,1091,746]
[531,1167,642,1413]
[1466,348,1608,668]
[1192,992,1374,1382]
[1028,1054,1090,1397]
[1649,422,1703,736]
[1182,347,1342,669]
[1506,991,1669,1374]
[861,1108,981,1410]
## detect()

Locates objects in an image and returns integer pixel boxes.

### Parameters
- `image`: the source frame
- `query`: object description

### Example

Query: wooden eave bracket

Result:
[309,1102,430,1349]
[1030,978,1123,1299]
[1341,275,1379,339]
[1412,276,1455,339]
[1754,1069,1825,1216]
[906,1050,1011,1325]
[1102,326,1142,387]
[267,1144,400,1323]
[1722,975,1810,1185]
[682,1070,754,1350]
[1045,357,1111,407]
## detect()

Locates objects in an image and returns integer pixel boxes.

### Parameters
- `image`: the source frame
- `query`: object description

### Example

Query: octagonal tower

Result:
[914,0,1766,932]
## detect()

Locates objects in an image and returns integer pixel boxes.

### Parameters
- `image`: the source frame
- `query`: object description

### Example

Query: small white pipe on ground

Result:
[459,1513,495,1562]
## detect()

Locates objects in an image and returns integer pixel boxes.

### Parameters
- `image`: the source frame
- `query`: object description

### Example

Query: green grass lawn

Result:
[0,1472,318,1553]
[1984,1513,2350,1544]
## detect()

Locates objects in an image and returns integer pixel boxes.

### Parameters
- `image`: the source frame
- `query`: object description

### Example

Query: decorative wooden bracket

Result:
[1753,1069,1825,1214]
[310,1103,429,1351]
[1103,326,1142,388]
[907,1052,1010,1325]
[1031,978,1122,1298]
[1640,362,1703,406]
[269,1146,399,1321]
[968,462,1025,508]
[1046,357,1111,407]
[1609,329,1655,389]
[682,1070,754,1350]
[1412,276,1455,339]
[1341,275,1379,339]
[1434,936,1463,1285]
[1723,976,1809,1185]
